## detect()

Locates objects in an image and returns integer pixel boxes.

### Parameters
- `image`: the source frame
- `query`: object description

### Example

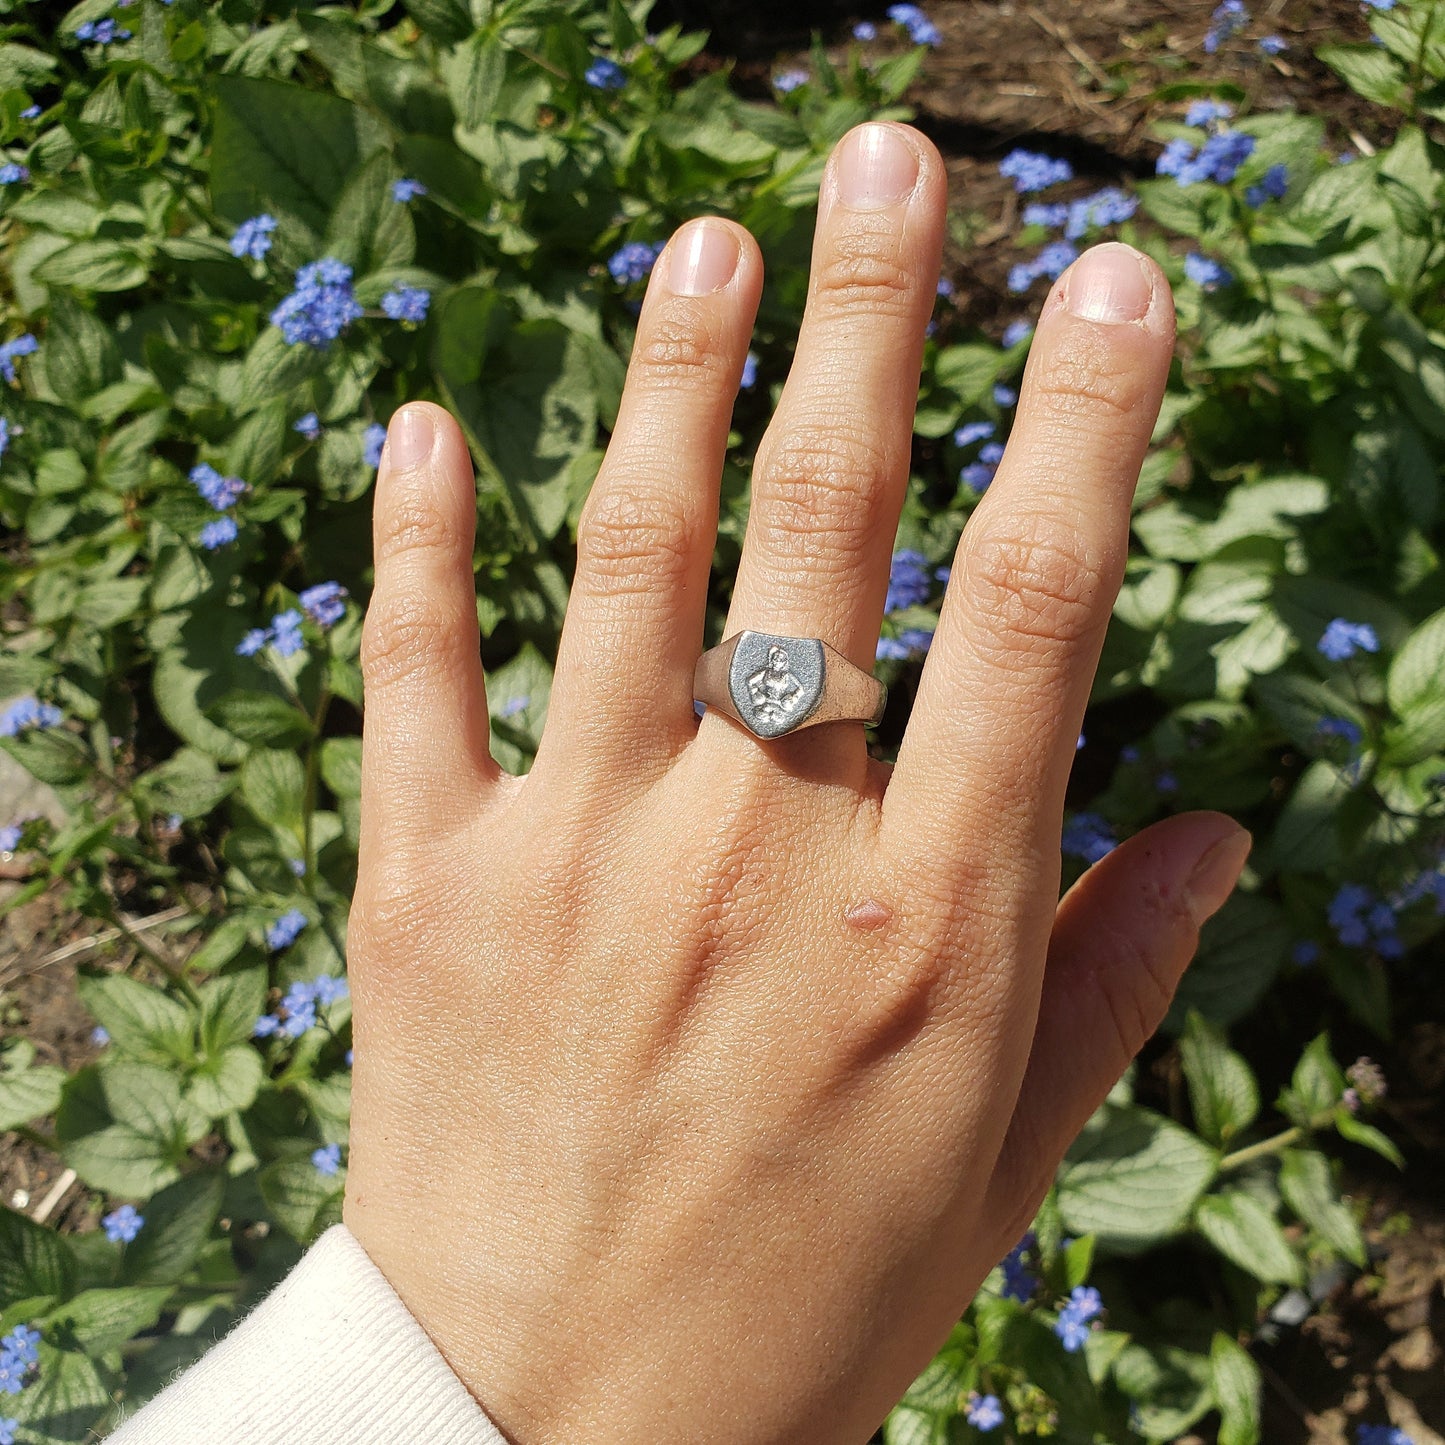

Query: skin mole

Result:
[844,898,893,932]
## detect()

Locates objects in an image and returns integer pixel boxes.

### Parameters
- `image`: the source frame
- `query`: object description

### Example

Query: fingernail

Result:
[836,123,919,211]
[1186,826,1252,927]
[1064,243,1154,324]
[669,219,740,296]
[387,406,434,471]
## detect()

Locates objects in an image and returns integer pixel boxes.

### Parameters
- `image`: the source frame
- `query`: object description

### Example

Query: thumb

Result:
[983,812,1251,1247]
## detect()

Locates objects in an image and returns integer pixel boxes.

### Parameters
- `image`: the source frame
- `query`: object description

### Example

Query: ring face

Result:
[727,632,826,739]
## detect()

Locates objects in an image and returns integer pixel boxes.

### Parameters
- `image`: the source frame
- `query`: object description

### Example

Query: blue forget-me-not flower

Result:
[1318,617,1379,660]
[102,1204,144,1243]
[229,214,276,260]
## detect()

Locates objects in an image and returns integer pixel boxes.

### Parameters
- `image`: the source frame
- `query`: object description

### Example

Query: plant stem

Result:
[17,1123,62,1154]
[1219,1107,1337,1171]
[106,906,203,1007]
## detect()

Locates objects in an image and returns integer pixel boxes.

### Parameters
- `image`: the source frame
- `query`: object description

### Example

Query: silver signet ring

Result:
[692,631,887,740]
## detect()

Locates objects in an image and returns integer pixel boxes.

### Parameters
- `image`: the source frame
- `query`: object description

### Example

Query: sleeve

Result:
[108,1224,509,1444]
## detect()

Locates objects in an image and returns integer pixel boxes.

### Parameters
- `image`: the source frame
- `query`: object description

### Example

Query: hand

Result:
[344,122,1248,1444]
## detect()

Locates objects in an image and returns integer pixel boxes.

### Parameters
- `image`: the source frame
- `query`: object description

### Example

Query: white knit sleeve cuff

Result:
[109,1224,508,1444]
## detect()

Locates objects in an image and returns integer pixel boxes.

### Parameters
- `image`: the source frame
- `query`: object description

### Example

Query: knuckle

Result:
[962,515,1104,657]
[631,303,733,391]
[753,426,892,561]
[375,492,467,568]
[811,229,917,318]
[575,484,692,595]
[360,591,457,690]
[1034,328,1146,420]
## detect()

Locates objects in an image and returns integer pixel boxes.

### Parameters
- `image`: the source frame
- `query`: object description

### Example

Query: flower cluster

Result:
[102,1203,144,1244]
[1022,187,1138,242]
[253,972,348,1039]
[998,1233,1037,1302]
[585,57,626,90]
[1318,617,1379,661]
[773,69,808,93]
[189,463,248,512]
[271,259,363,348]
[1327,884,1403,958]
[999,148,1074,195]
[1053,1284,1103,1351]
[886,4,942,46]
[299,581,348,628]
[265,908,309,952]
[76,18,131,44]
[1158,129,1256,186]
[0,332,38,384]
[965,1393,1004,1431]
[0,1325,38,1397]
[229,213,276,260]
[1062,812,1117,864]
[1245,163,1289,207]
[607,240,664,286]
[0,696,62,736]
[1345,1057,1387,1112]
[391,177,426,203]
[1008,239,1078,296]
[876,629,934,661]
[381,286,431,324]
[0,163,28,186]
[237,582,345,659]
[1203,0,1248,53]
[884,549,933,614]
[1184,253,1232,291]
[294,412,321,441]
[312,1142,342,1176]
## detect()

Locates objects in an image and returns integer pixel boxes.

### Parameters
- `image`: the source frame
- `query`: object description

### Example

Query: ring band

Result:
[693,631,887,740]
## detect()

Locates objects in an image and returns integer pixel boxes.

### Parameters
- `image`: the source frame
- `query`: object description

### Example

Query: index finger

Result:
[883,244,1175,889]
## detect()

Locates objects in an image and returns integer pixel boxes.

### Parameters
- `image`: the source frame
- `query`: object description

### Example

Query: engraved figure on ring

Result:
[746,644,805,725]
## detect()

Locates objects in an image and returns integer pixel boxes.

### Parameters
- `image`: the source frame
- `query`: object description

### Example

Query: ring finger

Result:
[708,122,947,774]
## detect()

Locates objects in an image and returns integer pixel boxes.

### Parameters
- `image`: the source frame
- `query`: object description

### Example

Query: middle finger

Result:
[708,122,945,770]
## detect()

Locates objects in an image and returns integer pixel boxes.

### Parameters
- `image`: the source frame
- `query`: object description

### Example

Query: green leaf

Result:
[75,577,149,629]
[205,691,314,748]
[237,325,330,410]
[0,1042,66,1132]
[319,736,362,799]
[76,975,195,1061]
[120,1172,225,1286]
[0,1206,75,1303]
[1283,1034,1344,1122]
[485,643,554,774]
[1165,895,1289,1030]
[882,1407,947,1445]
[223,402,288,490]
[1335,1110,1404,1168]
[434,297,598,543]
[187,1045,263,1118]
[1112,1342,1214,1442]
[4,1345,111,1444]
[1386,605,1445,763]
[1210,1333,1262,1445]
[1278,1150,1367,1267]
[197,969,267,1054]
[210,75,385,237]
[1195,1190,1304,1286]
[1319,43,1409,109]
[240,748,307,836]
[43,1286,171,1354]
[1058,1105,1219,1251]
[1179,1012,1259,1147]
[258,1155,345,1245]
[33,239,148,293]
[326,149,415,275]
[136,748,236,821]
[0,728,91,788]
[443,33,508,130]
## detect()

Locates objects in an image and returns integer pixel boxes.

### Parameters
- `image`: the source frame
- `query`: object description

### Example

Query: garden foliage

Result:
[0,0,1441,1440]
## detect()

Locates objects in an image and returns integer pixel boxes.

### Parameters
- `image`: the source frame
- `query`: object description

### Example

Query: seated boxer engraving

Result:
[746,644,805,725]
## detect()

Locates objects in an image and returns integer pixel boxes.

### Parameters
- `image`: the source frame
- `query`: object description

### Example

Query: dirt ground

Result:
[3,2,1442,1442]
